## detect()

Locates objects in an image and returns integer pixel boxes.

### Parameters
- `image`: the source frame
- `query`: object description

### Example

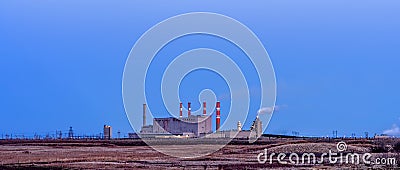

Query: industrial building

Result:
[205,116,262,139]
[139,101,263,139]
[140,102,212,138]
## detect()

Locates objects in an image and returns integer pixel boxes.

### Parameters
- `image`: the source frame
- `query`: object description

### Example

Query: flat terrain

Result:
[0,138,399,169]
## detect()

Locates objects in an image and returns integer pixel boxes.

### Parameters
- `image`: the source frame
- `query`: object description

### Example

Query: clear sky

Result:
[0,1,399,138]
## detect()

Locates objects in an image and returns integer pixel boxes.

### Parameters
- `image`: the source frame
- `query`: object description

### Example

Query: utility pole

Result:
[365,132,368,139]
[117,130,121,139]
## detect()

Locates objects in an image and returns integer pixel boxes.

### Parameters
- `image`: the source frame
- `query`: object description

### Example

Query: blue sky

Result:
[0,1,399,138]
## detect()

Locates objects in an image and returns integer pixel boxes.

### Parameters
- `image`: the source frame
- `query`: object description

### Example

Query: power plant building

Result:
[141,102,213,138]
[152,116,212,137]
[139,101,262,139]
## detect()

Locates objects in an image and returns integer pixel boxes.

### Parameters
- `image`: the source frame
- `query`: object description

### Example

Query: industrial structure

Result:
[103,125,112,139]
[139,101,263,139]
[141,102,212,138]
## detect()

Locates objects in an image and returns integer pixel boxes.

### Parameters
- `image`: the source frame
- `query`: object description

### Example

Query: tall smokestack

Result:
[216,101,220,131]
[179,102,183,118]
[188,102,191,117]
[203,102,206,116]
[143,104,146,127]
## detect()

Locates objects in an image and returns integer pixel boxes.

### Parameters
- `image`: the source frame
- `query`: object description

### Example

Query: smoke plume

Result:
[257,105,286,115]
[383,124,400,136]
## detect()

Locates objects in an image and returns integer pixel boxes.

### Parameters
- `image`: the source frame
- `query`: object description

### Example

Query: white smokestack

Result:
[143,104,146,127]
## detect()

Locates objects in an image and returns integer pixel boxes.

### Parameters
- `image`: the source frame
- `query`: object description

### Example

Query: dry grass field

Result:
[0,138,399,169]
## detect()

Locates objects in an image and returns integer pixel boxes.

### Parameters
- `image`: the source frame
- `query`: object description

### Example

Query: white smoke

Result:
[383,124,400,136]
[257,105,286,115]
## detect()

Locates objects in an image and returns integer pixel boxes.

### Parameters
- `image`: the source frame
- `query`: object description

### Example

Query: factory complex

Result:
[136,102,263,139]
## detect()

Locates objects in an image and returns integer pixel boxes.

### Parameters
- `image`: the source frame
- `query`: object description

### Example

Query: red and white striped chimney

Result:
[179,102,183,118]
[188,102,191,117]
[203,102,206,116]
[216,101,220,131]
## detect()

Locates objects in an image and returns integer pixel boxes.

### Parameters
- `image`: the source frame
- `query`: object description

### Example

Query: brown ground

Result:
[0,138,399,169]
